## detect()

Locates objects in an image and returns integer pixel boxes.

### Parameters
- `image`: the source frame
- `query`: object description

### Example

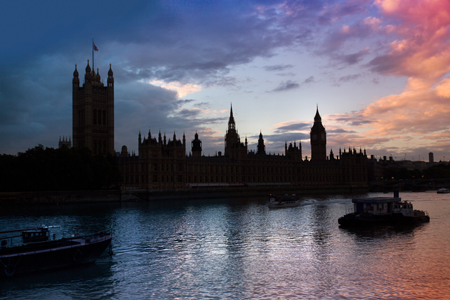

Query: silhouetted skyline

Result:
[1,1,449,162]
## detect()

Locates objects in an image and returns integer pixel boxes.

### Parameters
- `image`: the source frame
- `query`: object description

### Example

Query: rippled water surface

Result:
[1,191,449,299]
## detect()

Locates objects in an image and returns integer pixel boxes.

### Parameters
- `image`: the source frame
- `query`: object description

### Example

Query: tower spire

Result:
[314,105,321,122]
[228,104,235,130]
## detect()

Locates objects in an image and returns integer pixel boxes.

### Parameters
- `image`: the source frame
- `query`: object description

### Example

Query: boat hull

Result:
[437,189,450,194]
[268,194,300,208]
[338,213,430,228]
[0,233,111,278]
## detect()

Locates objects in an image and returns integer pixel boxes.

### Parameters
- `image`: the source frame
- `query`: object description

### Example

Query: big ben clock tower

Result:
[310,106,326,161]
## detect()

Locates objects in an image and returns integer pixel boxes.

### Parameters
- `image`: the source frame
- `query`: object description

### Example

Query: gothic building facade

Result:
[72,61,114,155]
[118,106,368,190]
[70,62,367,189]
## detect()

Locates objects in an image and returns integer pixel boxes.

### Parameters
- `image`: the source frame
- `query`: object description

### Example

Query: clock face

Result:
[321,134,325,140]
[312,134,317,140]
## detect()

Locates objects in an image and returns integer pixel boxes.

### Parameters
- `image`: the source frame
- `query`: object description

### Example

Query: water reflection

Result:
[1,192,450,299]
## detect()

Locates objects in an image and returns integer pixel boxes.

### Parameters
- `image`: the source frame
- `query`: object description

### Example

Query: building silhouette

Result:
[70,61,367,190]
[310,106,326,161]
[58,136,71,149]
[118,106,368,190]
[72,61,114,155]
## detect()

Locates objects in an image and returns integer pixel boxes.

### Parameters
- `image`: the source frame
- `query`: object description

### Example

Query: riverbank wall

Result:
[0,185,368,206]
[138,185,368,201]
[0,190,121,207]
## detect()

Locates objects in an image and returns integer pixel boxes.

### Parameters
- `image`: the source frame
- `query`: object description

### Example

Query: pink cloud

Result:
[357,86,450,135]
[327,0,450,159]
[370,0,450,80]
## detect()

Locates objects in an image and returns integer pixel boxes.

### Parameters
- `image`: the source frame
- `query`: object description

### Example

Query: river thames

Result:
[1,191,449,299]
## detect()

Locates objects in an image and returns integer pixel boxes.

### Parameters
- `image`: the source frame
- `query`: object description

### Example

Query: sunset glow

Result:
[1,0,449,161]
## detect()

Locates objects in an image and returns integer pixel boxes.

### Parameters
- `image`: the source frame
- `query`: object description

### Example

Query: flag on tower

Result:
[93,42,98,51]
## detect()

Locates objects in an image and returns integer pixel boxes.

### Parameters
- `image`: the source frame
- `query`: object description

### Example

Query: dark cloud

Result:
[276,122,310,132]
[339,74,361,82]
[276,72,296,77]
[271,80,300,92]
[303,76,315,84]
[331,113,373,127]
[336,3,368,16]
[327,128,355,134]
[367,53,405,76]
[193,102,210,108]
[0,57,74,154]
[269,75,314,92]
[109,1,317,86]
[177,99,195,106]
[264,64,294,72]
[348,119,372,126]
[177,109,202,119]
[338,48,369,65]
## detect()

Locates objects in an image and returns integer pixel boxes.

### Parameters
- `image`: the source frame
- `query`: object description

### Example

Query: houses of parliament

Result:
[73,61,368,190]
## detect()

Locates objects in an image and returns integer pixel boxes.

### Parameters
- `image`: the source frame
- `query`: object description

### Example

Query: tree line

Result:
[383,164,450,180]
[0,145,121,192]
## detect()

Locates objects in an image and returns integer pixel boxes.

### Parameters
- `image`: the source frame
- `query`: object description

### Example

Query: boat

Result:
[338,192,430,227]
[437,188,450,194]
[268,194,301,208]
[0,226,112,278]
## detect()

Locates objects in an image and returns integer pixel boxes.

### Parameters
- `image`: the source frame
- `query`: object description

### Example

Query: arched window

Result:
[93,109,97,124]
[103,110,106,125]
[98,110,102,126]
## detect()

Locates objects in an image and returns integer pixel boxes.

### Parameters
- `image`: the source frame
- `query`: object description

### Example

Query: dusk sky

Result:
[1,0,449,162]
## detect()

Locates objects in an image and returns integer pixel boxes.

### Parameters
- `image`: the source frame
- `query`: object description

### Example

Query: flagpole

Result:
[92,38,94,72]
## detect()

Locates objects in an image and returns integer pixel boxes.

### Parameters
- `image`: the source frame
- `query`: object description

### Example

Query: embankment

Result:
[0,185,368,206]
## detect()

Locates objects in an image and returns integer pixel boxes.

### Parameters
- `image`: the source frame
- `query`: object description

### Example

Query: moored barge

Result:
[0,226,112,278]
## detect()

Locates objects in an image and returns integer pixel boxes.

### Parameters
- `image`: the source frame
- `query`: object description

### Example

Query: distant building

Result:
[118,106,368,190]
[58,136,71,149]
[72,61,114,155]
[429,152,434,163]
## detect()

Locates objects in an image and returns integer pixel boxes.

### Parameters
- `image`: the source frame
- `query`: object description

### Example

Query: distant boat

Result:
[338,192,430,227]
[437,188,450,194]
[268,194,301,208]
[0,226,112,278]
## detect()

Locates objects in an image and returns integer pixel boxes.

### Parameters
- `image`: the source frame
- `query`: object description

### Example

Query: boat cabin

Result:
[351,197,415,217]
[22,228,50,243]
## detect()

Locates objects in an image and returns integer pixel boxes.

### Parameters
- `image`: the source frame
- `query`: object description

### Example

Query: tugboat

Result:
[0,226,112,278]
[268,194,301,208]
[338,192,430,227]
